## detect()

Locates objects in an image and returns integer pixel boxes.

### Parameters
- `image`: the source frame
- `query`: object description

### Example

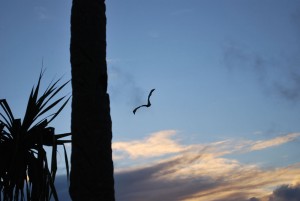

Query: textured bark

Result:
[69,0,115,200]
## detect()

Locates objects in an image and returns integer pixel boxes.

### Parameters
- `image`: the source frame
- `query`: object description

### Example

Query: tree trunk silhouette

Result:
[69,0,115,200]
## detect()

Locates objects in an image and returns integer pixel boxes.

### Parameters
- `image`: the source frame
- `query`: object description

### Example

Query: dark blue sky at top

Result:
[0,0,299,148]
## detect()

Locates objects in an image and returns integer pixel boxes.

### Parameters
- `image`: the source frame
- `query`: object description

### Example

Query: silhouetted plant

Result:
[0,71,71,201]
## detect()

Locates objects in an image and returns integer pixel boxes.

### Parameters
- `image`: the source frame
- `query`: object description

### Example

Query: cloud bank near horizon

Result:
[112,130,300,200]
[56,130,300,201]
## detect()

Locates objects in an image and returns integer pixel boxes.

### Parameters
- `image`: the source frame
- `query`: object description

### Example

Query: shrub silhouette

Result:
[0,71,71,201]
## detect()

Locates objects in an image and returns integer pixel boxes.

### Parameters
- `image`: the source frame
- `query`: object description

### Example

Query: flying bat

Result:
[133,88,155,114]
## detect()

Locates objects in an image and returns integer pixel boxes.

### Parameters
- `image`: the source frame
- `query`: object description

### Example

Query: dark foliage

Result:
[0,71,71,201]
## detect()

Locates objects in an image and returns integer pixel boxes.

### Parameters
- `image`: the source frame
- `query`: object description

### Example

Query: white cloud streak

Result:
[250,133,300,151]
[113,130,186,159]
[113,130,300,160]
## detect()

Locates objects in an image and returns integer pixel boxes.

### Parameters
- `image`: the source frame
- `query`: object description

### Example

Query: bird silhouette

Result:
[133,88,155,114]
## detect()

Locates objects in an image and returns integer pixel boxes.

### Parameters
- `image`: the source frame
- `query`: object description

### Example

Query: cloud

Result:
[108,65,144,107]
[268,184,300,201]
[55,130,300,201]
[111,130,300,200]
[55,160,300,201]
[248,198,261,201]
[114,151,300,201]
[113,130,300,160]
[113,130,186,159]
[34,6,50,21]
[222,41,300,102]
[115,154,216,201]
[250,133,300,151]
[274,71,300,101]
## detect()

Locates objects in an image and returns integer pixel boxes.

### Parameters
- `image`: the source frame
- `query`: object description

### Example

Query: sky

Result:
[1,0,300,200]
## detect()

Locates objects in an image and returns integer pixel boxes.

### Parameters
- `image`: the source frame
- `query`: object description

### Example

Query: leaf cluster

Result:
[0,71,71,201]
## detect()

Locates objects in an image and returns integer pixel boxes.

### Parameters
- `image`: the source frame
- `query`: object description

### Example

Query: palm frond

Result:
[0,71,71,201]
[48,96,71,124]
[62,144,70,181]
[22,70,44,131]
[0,99,15,126]
[0,100,14,130]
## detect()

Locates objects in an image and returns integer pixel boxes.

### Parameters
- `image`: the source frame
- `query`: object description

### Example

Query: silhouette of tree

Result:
[0,72,70,201]
[69,0,115,200]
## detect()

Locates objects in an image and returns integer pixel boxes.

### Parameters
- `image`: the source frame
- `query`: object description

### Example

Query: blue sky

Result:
[1,0,300,200]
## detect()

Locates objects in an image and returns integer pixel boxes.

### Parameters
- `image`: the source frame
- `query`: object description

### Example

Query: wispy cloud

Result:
[34,6,50,21]
[113,130,300,160]
[222,41,300,102]
[250,133,300,151]
[108,65,144,107]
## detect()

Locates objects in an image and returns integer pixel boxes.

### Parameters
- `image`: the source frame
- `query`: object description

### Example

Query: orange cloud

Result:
[113,130,186,159]
[112,130,300,200]
[115,151,300,201]
[250,133,300,151]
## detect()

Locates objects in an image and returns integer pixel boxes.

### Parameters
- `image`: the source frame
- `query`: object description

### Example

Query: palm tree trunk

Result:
[69,0,115,200]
